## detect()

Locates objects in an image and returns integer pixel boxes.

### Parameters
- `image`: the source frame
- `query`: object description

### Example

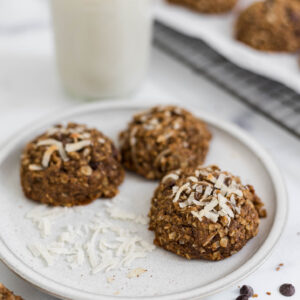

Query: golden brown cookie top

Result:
[236,0,300,52]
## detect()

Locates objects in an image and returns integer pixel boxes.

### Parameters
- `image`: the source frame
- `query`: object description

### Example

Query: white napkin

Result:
[154,0,300,93]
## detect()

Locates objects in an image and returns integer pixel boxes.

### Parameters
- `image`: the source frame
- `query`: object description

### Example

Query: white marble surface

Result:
[0,1,299,299]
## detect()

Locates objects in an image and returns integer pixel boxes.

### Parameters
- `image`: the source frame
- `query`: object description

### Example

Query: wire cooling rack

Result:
[154,22,300,139]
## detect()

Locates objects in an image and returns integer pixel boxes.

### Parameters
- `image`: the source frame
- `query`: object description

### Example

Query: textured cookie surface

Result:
[236,0,300,52]
[0,283,23,300]
[21,123,124,206]
[149,165,266,260]
[119,106,211,179]
[166,0,238,14]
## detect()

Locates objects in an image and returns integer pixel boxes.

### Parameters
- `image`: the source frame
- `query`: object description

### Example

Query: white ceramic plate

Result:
[155,0,300,93]
[0,101,287,300]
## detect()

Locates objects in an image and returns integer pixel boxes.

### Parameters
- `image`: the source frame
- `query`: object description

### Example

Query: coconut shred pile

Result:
[26,198,155,274]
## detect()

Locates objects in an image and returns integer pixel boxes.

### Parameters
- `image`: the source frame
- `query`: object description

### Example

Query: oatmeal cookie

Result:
[166,0,238,14]
[149,165,266,260]
[21,123,124,206]
[119,106,211,180]
[236,0,300,52]
[0,283,23,300]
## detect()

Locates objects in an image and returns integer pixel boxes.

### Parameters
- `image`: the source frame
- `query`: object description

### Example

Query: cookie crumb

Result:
[127,268,147,279]
[266,292,271,295]
[253,294,258,298]
[276,263,284,271]
[107,277,115,283]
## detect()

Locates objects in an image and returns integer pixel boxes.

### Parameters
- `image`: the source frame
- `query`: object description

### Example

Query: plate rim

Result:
[0,100,288,300]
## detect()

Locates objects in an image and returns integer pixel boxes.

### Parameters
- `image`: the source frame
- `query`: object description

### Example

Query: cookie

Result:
[119,106,211,179]
[166,0,238,14]
[149,165,266,260]
[0,283,23,300]
[21,123,124,206]
[236,0,300,52]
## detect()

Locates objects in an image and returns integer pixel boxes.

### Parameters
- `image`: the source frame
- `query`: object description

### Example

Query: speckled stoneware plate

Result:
[0,101,287,300]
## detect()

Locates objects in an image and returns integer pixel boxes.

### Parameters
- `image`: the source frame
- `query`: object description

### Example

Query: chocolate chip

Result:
[286,7,300,23]
[164,179,175,189]
[224,176,232,186]
[236,296,249,300]
[280,284,295,297]
[89,161,99,170]
[240,285,254,297]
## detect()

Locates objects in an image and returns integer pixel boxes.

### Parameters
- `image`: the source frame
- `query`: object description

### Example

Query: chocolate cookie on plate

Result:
[119,106,211,180]
[149,165,266,260]
[21,123,124,206]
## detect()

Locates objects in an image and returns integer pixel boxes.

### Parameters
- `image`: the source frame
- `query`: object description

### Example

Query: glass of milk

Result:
[51,0,153,99]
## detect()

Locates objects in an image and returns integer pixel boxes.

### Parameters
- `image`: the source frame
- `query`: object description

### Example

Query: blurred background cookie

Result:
[21,123,124,206]
[119,106,211,179]
[236,0,300,52]
[166,0,238,13]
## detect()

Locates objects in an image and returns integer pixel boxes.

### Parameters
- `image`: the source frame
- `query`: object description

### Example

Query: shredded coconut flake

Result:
[65,140,91,153]
[178,169,244,224]
[162,173,179,183]
[42,145,57,168]
[28,164,43,171]
[173,182,191,203]
[154,148,171,166]
[85,229,101,268]
[202,185,213,199]
[187,176,198,183]
[26,206,67,237]
[37,138,69,162]
[28,243,54,266]
[204,198,218,212]
[107,207,147,225]
[214,173,226,189]
[26,202,155,275]
[130,127,138,146]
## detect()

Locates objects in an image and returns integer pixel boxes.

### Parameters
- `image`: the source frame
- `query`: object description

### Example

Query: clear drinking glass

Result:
[51,0,153,99]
